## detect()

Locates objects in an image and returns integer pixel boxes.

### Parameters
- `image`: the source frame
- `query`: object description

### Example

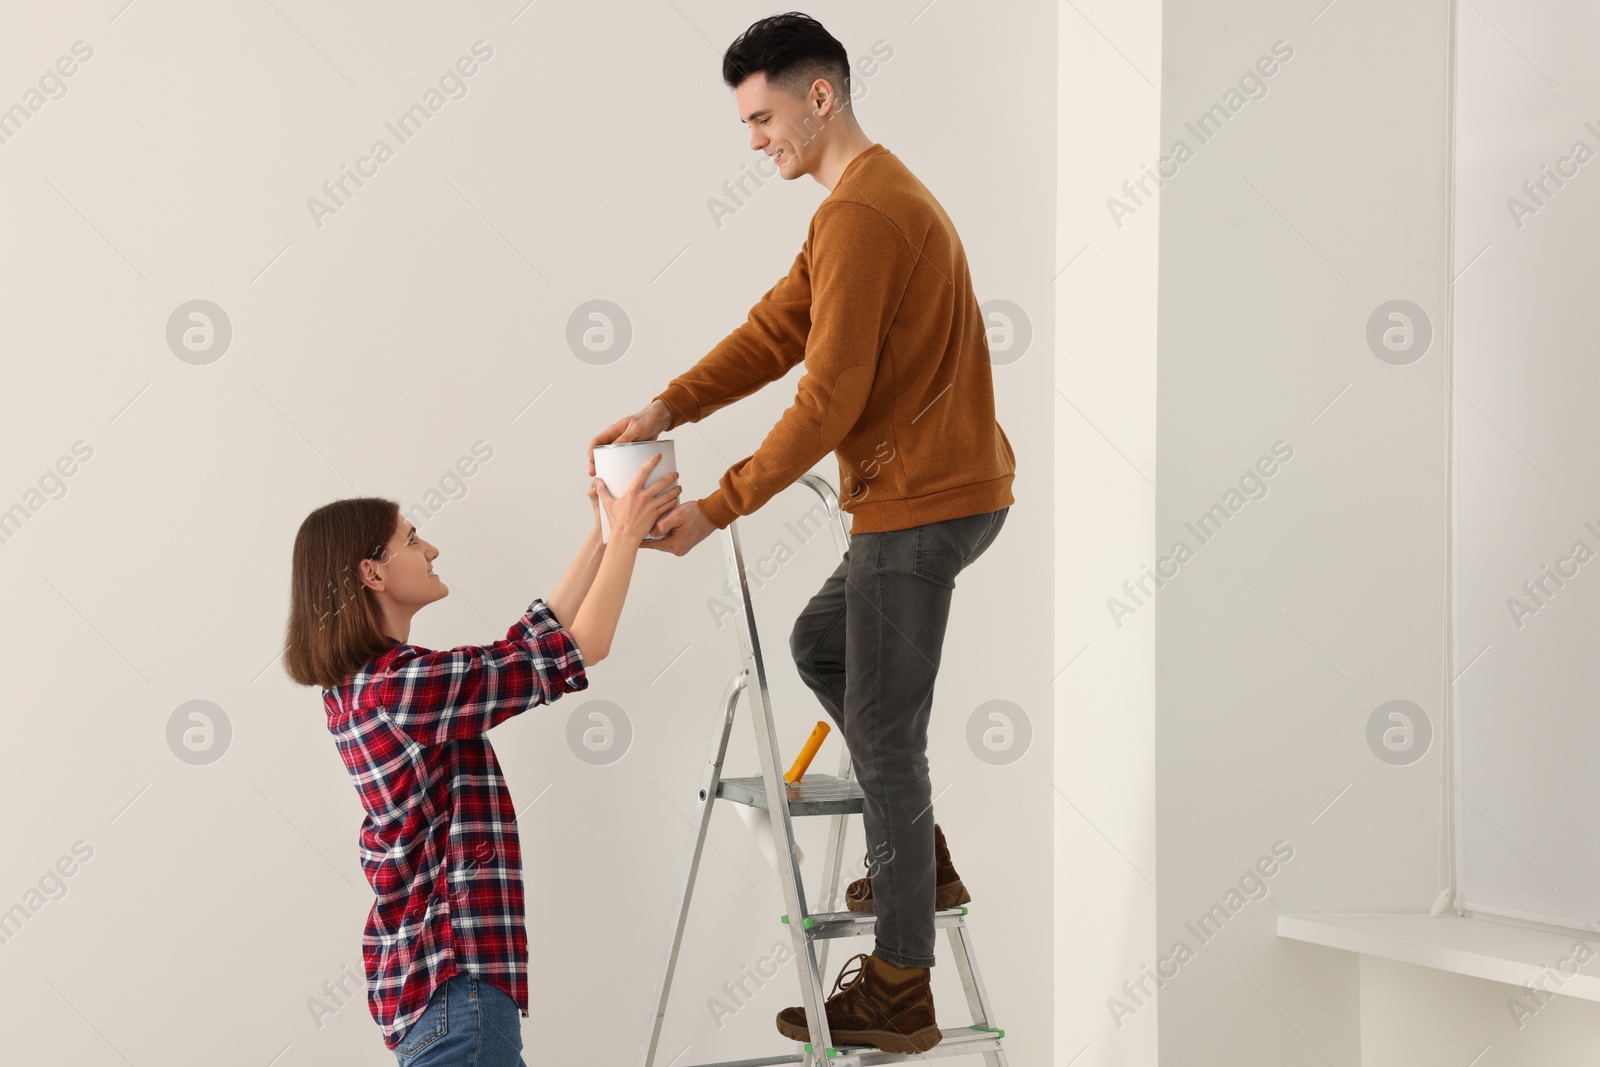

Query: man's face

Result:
[735,71,837,181]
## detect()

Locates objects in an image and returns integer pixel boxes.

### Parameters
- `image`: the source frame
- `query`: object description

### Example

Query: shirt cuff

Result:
[525,597,565,637]
[526,598,589,693]
[550,634,588,694]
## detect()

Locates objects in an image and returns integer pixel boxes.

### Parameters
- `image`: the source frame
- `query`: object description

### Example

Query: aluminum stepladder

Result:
[637,473,1009,1067]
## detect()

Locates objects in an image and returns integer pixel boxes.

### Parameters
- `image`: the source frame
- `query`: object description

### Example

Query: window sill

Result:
[1277,911,1600,1001]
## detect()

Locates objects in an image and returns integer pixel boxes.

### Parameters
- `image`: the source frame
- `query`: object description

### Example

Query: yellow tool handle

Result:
[784,721,831,784]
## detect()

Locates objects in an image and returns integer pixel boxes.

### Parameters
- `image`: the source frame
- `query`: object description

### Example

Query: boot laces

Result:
[832,953,871,997]
[831,952,919,1014]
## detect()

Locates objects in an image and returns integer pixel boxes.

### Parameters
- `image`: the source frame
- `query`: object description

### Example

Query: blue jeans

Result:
[789,506,1008,968]
[393,971,526,1067]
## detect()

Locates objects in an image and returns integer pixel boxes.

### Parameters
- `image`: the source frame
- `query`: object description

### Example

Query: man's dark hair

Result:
[723,12,850,105]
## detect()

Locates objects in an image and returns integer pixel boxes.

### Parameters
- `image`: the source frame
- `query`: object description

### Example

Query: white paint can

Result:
[592,439,678,544]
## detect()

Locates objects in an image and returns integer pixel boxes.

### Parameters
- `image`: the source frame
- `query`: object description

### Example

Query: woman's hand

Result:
[595,452,682,542]
[587,478,604,537]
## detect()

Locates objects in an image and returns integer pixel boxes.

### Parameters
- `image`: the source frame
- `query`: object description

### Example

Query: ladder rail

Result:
[637,670,748,1067]
[795,471,856,986]
[815,746,854,981]
[944,923,1009,1067]
[794,472,852,558]
[721,518,840,1060]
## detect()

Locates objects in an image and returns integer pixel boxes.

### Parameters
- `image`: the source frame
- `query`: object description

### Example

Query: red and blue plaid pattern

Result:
[322,597,588,1049]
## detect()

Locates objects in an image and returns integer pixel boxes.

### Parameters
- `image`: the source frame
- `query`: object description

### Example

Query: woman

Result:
[283,455,678,1064]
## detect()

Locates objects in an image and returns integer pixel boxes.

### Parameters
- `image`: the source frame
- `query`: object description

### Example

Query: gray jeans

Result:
[788,505,1008,968]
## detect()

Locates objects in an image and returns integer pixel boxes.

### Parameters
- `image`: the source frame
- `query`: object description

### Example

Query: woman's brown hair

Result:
[284,497,403,691]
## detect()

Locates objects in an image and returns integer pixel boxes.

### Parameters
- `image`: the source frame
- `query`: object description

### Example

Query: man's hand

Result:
[589,399,673,477]
[643,499,718,556]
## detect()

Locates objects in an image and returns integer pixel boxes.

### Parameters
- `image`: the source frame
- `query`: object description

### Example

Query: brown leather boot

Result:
[775,952,941,1053]
[844,823,972,912]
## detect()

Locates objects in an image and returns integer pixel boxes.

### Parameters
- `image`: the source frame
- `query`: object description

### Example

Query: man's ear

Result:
[806,77,832,117]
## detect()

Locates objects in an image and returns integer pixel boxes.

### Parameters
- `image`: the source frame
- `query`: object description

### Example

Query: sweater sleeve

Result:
[696,202,921,529]
[652,246,813,430]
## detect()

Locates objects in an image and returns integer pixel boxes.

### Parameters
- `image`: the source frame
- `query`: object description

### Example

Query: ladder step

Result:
[804,1026,1007,1064]
[678,1026,1006,1067]
[715,773,863,816]
[781,905,971,940]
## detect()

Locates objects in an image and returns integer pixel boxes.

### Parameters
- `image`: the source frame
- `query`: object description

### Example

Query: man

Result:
[587,11,1014,1056]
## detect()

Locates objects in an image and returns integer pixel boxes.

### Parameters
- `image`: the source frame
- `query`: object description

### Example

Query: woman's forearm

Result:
[566,540,641,665]
[544,528,604,630]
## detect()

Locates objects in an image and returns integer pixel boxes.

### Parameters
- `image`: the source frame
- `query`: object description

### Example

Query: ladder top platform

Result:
[716,773,864,816]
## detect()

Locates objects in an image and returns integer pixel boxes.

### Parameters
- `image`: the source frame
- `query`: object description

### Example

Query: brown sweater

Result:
[653,143,1016,534]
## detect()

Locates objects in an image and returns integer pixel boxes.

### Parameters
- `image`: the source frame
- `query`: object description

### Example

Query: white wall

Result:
[1054,1,1162,1065]
[26,1,1575,1062]
[1349,0,1600,1059]
[1360,956,1600,1065]
[1154,0,1453,1062]
[0,3,1055,1064]
[1452,0,1600,931]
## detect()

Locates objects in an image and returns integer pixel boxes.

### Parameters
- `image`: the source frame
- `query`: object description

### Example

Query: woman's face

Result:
[364,518,447,610]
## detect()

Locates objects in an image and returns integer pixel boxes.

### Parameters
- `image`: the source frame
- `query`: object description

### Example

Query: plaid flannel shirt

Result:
[322,597,588,1049]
